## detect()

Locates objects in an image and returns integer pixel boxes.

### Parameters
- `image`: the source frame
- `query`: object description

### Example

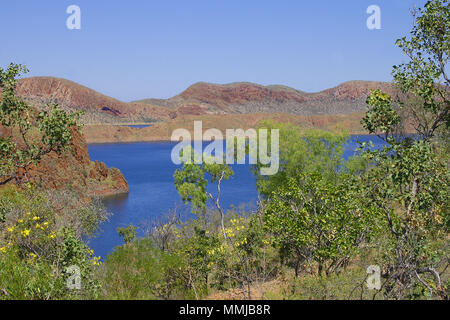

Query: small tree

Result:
[174,147,234,236]
[0,63,81,186]
[360,0,449,299]
[174,147,267,299]
[117,225,138,244]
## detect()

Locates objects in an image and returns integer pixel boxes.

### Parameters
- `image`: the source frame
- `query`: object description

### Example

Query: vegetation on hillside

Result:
[0,64,108,299]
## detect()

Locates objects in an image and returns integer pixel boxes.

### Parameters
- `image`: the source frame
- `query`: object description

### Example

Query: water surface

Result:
[87,135,385,258]
[87,142,258,258]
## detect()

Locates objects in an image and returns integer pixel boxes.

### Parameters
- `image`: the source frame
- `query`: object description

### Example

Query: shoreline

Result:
[82,112,373,144]
[86,133,381,145]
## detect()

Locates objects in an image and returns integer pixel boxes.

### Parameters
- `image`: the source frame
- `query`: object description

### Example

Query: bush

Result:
[100,238,192,300]
[0,185,102,300]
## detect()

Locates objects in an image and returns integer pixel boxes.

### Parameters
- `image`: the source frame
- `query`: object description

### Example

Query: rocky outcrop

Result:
[2,124,129,198]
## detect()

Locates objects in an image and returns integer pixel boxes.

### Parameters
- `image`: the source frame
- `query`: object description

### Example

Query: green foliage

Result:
[0,185,102,300]
[362,89,401,137]
[174,159,208,213]
[76,198,109,237]
[117,225,138,244]
[0,248,62,300]
[100,209,278,300]
[392,0,449,138]
[207,213,278,297]
[265,174,372,276]
[252,121,351,197]
[0,63,82,186]
[358,136,449,299]
[256,123,373,276]
[360,0,449,299]
[100,238,194,300]
[174,146,233,215]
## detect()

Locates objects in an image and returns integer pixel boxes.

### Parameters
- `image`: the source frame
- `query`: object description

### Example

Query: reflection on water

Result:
[102,192,129,211]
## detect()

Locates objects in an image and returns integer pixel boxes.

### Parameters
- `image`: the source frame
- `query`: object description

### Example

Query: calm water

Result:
[87,135,385,258]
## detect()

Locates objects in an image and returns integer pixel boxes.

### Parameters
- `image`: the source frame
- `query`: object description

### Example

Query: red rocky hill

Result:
[135,80,398,117]
[17,77,398,123]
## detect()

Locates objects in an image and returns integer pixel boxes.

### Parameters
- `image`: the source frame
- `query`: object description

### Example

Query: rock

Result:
[2,125,129,197]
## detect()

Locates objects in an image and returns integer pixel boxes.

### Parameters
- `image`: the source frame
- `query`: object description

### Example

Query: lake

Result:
[86,135,385,258]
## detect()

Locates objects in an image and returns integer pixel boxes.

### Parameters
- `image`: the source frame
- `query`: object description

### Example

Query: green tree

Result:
[257,122,373,276]
[252,121,351,197]
[0,63,81,186]
[360,0,449,299]
[174,147,233,237]
[394,0,449,139]
[173,147,271,299]
[117,225,138,244]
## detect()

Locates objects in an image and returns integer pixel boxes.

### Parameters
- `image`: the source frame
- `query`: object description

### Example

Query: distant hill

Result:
[16,77,397,124]
[134,80,398,117]
[16,77,173,124]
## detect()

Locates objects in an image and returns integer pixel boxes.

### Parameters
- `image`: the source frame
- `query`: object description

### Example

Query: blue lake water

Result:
[87,135,385,258]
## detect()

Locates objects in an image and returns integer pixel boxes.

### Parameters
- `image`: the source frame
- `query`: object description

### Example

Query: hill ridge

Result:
[16,77,397,124]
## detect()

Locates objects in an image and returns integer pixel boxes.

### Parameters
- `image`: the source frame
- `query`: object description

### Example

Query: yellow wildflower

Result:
[92,256,102,266]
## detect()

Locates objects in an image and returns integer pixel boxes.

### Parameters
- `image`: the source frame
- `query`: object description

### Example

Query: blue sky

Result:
[0,0,426,101]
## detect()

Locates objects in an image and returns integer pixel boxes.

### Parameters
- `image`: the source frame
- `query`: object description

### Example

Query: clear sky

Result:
[0,0,427,101]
